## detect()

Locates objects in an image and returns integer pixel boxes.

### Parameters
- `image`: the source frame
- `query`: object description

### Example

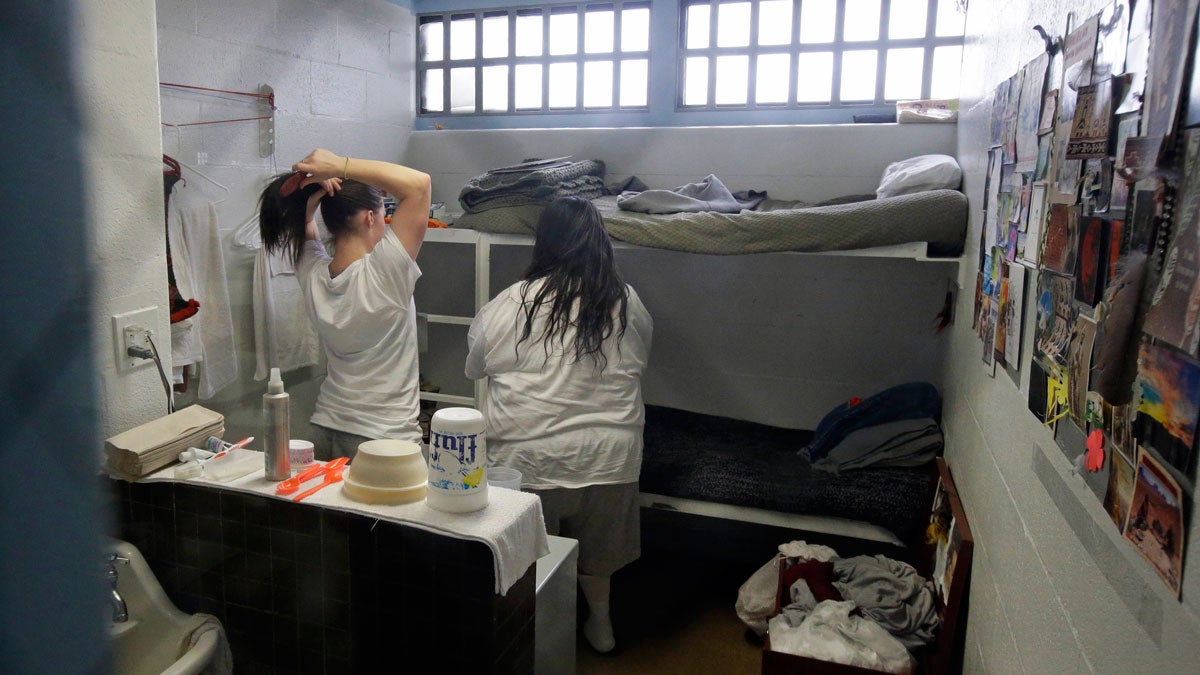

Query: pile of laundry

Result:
[739,541,939,674]
[457,157,608,213]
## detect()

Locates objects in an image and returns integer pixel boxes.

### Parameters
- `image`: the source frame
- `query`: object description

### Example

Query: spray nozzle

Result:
[268,367,285,394]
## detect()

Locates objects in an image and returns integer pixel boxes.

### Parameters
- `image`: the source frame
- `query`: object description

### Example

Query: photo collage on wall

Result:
[977,0,1200,599]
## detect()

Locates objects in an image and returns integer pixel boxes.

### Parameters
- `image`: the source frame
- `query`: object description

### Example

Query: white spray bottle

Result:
[263,367,291,481]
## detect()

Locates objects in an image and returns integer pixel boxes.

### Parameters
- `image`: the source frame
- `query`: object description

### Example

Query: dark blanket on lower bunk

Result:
[640,406,934,546]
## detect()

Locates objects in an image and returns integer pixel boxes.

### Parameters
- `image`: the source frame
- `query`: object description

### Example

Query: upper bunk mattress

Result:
[451,189,968,256]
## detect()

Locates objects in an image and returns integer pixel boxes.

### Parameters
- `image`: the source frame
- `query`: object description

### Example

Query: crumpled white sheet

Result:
[768,600,915,674]
[735,540,841,636]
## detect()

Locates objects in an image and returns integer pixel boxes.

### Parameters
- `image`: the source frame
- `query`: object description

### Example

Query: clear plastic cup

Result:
[487,466,523,491]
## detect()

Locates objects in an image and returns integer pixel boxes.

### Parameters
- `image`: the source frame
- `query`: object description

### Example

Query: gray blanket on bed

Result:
[452,189,968,255]
[458,159,608,213]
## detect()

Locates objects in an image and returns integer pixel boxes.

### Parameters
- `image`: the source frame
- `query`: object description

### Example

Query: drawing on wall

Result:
[1059,14,1099,127]
[1134,341,1200,477]
[1103,449,1136,532]
[1005,264,1026,368]
[1115,0,1151,115]
[995,276,1010,366]
[1039,89,1059,135]
[1042,204,1080,274]
[1017,53,1050,170]
[1143,0,1200,143]
[982,296,997,376]
[1034,271,1075,375]
[1094,1,1131,86]
[1075,216,1108,306]
[1067,314,1098,430]
[1110,114,1140,211]
[1123,446,1185,599]
[1143,129,1200,355]
[1108,401,1136,463]
[1021,182,1049,266]
[1067,80,1113,159]
[1036,132,1053,180]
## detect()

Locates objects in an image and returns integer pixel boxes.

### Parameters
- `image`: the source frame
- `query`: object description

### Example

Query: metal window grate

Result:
[418,1,653,116]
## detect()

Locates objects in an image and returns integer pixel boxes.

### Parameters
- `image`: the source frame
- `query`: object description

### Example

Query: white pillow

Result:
[876,154,962,199]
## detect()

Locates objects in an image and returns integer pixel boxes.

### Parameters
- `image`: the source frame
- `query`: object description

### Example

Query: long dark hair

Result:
[518,196,628,366]
[258,174,384,264]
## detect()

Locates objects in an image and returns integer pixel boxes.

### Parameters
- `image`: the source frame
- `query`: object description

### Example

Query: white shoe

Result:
[583,613,616,653]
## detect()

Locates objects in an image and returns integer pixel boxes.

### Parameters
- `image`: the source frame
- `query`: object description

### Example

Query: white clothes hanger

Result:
[233,211,262,250]
[177,160,231,204]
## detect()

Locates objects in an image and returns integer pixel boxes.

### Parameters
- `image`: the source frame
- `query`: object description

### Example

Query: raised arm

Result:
[294,149,432,259]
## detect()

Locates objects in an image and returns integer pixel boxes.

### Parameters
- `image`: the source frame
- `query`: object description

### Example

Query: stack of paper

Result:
[104,405,224,479]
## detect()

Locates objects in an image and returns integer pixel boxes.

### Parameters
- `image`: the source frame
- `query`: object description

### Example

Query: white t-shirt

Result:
[466,278,653,489]
[297,228,423,442]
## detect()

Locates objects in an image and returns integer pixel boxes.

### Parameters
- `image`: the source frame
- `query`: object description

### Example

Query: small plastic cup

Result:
[289,439,315,470]
[487,466,523,491]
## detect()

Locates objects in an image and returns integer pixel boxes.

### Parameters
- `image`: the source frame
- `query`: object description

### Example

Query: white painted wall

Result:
[407,124,958,209]
[83,0,172,440]
[155,0,417,443]
[949,1,1200,672]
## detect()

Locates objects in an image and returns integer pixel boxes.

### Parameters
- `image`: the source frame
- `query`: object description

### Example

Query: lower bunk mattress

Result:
[452,189,968,256]
[639,406,936,547]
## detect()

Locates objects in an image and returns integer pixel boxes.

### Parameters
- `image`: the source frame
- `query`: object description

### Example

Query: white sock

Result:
[583,602,615,653]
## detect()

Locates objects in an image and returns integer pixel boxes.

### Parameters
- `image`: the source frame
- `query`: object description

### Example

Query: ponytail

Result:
[258,173,317,265]
[258,173,387,265]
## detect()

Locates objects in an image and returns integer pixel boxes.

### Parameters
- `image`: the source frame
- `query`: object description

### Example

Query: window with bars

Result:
[680,0,964,110]
[418,2,652,115]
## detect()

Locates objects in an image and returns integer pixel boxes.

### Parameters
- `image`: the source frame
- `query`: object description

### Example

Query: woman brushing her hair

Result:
[465,196,653,653]
[259,149,431,460]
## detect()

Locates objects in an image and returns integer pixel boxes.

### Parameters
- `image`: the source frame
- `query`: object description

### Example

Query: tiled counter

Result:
[106,478,536,674]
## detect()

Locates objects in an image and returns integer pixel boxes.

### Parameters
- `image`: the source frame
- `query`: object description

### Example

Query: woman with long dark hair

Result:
[465,196,653,653]
[259,148,431,459]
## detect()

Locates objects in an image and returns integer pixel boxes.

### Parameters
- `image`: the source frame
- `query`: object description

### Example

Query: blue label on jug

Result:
[429,430,485,492]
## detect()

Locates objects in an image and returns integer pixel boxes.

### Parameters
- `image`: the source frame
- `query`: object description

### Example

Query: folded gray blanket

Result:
[616,174,766,214]
[812,418,944,473]
[458,159,607,213]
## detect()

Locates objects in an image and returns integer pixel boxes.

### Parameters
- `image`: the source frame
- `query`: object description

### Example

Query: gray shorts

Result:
[311,425,374,461]
[529,482,641,577]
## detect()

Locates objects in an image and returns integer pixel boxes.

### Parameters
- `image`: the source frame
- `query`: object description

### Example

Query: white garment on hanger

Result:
[166,183,238,399]
[252,245,320,380]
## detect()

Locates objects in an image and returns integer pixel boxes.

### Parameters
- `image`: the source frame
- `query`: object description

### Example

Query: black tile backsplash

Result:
[108,477,535,674]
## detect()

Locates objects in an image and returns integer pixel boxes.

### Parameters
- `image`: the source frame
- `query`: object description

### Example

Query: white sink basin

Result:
[107,540,224,675]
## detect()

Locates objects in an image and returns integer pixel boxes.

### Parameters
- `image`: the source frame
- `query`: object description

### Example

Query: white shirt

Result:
[297,228,423,442]
[466,278,653,489]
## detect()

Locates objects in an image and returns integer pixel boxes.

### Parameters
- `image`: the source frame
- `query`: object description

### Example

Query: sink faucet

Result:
[105,552,130,623]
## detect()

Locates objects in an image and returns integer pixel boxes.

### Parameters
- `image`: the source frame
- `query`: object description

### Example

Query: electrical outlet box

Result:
[112,307,158,372]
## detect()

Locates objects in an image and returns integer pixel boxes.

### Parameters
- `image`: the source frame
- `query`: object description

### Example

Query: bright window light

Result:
[684,56,709,105]
[515,12,543,56]
[549,12,578,55]
[620,59,648,106]
[800,0,836,44]
[450,16,476,60]
[585,9,614,53]
[840,50,878,101]
[844,0,881,42]
[715,54,749,104]
[420,19,443,61]
[423,68,444,111]
[796,52,833,102]
[549,62,577,107]
[686,3,711,49]
[622,7,650,51]
[450,67,475,112]
[758,1,792,46]
[482,15,508,58]
[889,0,928,39]
[584,61,614,107]
[717,2,752,48]
[931,45,963,98]
[482,65,509,111]
[935,0,966,37]
[756,53,790,103]
[514,64,543,109]
[885,48,924,100]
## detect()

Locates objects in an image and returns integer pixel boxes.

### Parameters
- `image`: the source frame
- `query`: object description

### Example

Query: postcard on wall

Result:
[1042,204,1080,275]
[1058,13,1099,128]
[1123,446,1185,599]
[1039,89,1059,135]
[981,296,997,376]
[1115,0,1151,115]
[929,476,966,606]
[1020,182,1049,266]
[1108,401,1136,463]
[1067,314,1098,431]
[1054,137,1082,203]
[1074,216,1108,306]
[1093,0,1131,85]
[1103,449,1136,532]
[1067,80,1113,159]
[1134,341,1200,477]
[1106,219,1126,288]
[1005,264,1026,368]
[1002,73,1022,165]
[1143,0,1200,142]
[1082,159,1113,213]
[991,79,1009,148]
[1017,53,1050,170]
[1143,129,1200,355]
[995,277,1010,366]
[1035,133,1053,181]
[1034,271,1076,372]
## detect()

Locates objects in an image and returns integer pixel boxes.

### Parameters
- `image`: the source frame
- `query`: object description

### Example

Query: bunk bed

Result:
[418,163,967,555]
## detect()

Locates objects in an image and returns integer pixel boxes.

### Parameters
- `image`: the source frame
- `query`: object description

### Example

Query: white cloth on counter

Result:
[180,612,233,675]
[142,455,549,595]
[252,246,320,380]
[167,183,238,399]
